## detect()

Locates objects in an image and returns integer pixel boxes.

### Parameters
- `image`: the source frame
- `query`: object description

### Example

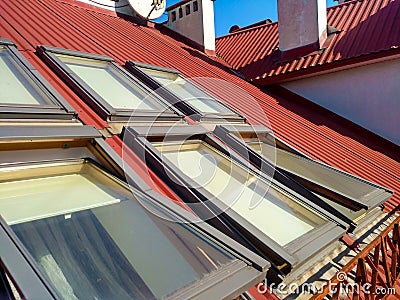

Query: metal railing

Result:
[311,215,400,300]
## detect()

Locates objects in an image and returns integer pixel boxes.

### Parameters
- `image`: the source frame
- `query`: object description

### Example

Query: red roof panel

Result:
[216,0,400,83]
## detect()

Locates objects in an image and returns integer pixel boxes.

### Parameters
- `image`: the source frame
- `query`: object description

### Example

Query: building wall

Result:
[282,58,400,145]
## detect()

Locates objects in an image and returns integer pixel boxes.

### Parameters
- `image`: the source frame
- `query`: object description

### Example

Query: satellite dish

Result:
[128,0,166,20]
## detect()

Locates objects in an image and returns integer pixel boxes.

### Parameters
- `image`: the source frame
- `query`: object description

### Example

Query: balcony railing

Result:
[311,215,400,300]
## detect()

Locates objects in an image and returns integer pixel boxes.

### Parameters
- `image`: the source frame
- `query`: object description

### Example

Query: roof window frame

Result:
[123,125,348,275]
[213,124,393,225]
[36,45,182,124]
[0,39,75,120]
[125,61,246,123]
[0,126,269,299]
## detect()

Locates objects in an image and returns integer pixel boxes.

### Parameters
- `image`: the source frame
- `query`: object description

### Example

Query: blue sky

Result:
[158,0,338,37]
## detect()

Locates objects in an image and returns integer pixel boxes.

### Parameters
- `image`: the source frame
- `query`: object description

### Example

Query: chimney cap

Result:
[229,25,241,33]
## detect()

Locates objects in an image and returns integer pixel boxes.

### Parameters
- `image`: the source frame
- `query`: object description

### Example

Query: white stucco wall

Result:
[166,0,215,52]
[282,58,400,145]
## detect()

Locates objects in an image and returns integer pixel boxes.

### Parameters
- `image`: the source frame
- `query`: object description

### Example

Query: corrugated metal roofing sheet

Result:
[215,0,400,83]
[0,0,398,213]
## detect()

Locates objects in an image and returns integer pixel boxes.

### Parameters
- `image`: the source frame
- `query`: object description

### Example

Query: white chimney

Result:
[278,0,327,55]
[165,0,216,56]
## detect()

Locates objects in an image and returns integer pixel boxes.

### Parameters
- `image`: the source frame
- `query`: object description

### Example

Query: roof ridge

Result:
[216,21,277,40]
[56,0,122,17]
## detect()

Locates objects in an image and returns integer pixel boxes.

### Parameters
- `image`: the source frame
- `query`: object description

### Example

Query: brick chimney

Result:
[278,0,327,56]
[165,0,216,56]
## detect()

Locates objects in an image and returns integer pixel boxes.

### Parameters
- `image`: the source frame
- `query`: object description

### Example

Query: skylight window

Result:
[142,68,231,113]
[0,158,268,299]
[214,124,393,225]
[0,39,75,120]
[0,48,45,105]
[124,125,347,273]
[125,61,245,122]
[59,55,157,110]
[155,140,325,246]
[37,46,181,128]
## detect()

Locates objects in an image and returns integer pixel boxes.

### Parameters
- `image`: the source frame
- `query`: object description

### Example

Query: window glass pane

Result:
[247,141,382,202]
[57,55,163,110]
[139,67,236,114]
[0,161,233,299]
[155,141,326,246]
[318,194,366,222]
[0,48,47,105]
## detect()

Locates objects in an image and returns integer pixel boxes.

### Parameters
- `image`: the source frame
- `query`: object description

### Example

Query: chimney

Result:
[165,0,216,56]
[278,0,327,56]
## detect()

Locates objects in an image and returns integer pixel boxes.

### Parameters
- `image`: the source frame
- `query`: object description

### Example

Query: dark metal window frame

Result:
[37,45,182,123]
[125,61,246,123]
[0,126,269,299]
[213,124,393,223]
[123,125,347,275]
[0,39,75,120]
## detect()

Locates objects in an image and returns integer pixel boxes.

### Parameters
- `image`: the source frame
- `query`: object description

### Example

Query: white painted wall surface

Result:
[166,0,215,52]
[282,58,400,145]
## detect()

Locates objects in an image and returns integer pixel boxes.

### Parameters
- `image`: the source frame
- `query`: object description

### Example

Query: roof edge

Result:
[252,49,400,85]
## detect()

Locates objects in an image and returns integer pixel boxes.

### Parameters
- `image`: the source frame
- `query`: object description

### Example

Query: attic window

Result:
[193,1,198,12]
[171,11,176,22]
[0,126,268,299]
[157,139,326,245]
[0,160,235,299]
[125,125,346,273]
[125,61,246,123]
[0,48,47,106]
[186,4,190,15]
[37,46,181,127]
[0,39,74,120]
[213,124,392,226]
[179,7,183,18]
[0,156,269,299]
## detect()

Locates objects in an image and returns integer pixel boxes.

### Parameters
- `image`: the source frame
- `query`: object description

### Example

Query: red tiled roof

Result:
[1,0,399,298]
[215,0,400,84]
